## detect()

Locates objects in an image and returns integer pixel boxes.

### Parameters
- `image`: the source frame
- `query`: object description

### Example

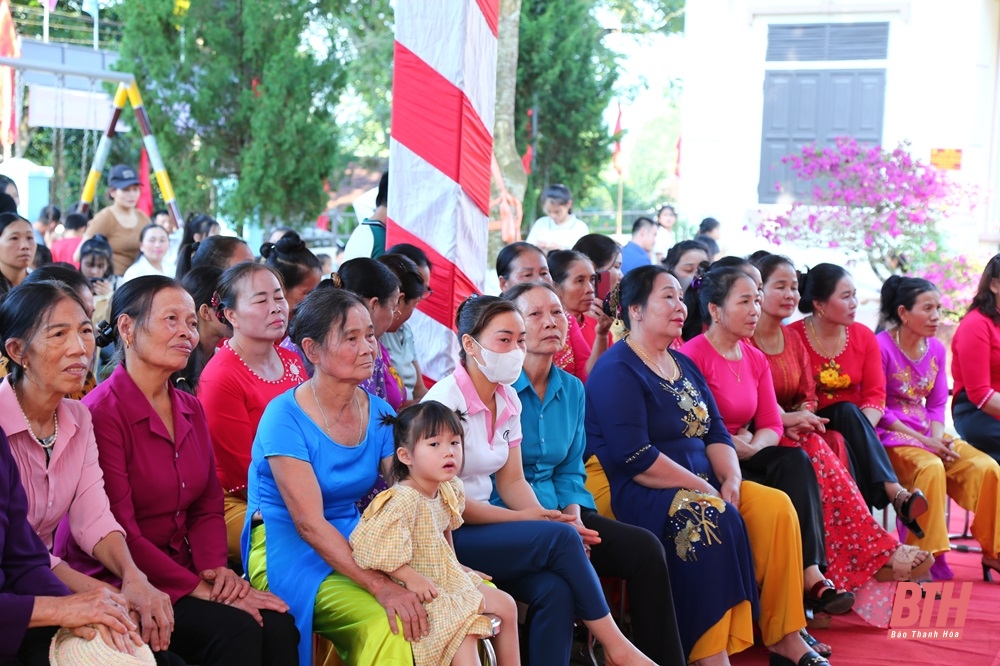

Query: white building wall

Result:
[680,0,1000,254]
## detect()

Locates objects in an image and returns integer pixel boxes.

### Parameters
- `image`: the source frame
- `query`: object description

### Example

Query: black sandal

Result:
[770,649,830,666]
[800,628,832,658]
[805,578,854,615]
[893,489,929,539]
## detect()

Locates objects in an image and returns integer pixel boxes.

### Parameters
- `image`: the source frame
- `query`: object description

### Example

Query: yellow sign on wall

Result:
[930,149,962,171]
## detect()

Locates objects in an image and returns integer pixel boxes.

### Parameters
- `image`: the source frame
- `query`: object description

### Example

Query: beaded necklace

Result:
[227,339,302,385]
[13,384,58,461]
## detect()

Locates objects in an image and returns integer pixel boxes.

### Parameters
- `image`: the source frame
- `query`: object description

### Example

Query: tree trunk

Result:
[493,0,526,204]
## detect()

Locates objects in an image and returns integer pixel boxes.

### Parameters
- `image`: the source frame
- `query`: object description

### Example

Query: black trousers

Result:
[740,445,827,571]
[818,401,898,509]
[582,509,686,666]
[953,390,1000,463]
[168,596,299,666]
[5,627,185,666]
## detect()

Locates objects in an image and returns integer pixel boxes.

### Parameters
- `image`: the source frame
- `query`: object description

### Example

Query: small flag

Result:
[137,148,154,217]
[81,0,98,17]
[612,103,623,175]
[46,0,58,10]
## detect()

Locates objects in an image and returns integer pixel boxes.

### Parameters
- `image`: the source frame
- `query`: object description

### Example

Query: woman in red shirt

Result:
[549,250,613,380]
[952,254,1000,463]
[197,263,305,563]
[788,263,928,536]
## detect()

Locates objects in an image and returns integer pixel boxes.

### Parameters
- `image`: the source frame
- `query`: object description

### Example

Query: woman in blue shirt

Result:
[501,282,685,664]
[243,286,422,666]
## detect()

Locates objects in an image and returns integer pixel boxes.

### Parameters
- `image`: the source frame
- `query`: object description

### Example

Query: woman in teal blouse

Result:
[500,282,684,664]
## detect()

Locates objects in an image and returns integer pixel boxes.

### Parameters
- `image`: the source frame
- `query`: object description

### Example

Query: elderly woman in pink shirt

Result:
[0,280,173,653]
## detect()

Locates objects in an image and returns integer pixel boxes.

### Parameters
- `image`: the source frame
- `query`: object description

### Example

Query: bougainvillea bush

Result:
[757,138,980,281]
[913,252,988,324]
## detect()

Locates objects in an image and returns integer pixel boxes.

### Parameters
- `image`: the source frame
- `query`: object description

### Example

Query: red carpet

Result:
[731,502,1000,666]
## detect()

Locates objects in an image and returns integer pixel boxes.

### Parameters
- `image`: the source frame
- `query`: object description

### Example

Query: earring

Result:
[816,308,824,318]
[125,338,131,349]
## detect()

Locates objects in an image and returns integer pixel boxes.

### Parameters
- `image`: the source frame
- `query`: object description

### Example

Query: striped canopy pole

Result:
[387,0,499,381]
[79,81,183,227]
[79,82,128,215]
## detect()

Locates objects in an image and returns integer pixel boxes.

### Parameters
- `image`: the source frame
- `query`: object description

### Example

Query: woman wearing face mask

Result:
[422,295,655,666]
[503,282,686,665]
[75,165,151,276]
[122,224,172,283]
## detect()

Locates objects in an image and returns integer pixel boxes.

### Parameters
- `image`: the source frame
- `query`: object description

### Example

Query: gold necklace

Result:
[311,380,364,445]
[626,335,678,381]
[704,332,742,383]
[807,315,843,359]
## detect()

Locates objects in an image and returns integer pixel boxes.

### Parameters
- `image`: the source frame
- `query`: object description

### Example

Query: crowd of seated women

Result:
[3,203,1000,666]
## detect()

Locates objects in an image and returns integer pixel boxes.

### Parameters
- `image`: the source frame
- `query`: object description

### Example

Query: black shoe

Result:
[770,649,831,666]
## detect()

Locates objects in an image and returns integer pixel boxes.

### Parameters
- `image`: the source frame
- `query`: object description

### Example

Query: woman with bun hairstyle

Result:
[60,275,299,665]
[789,263,928,536]
[337,258,405,411]
[261,232,323,368]
[174,266,228,394]
[197,263,305,563]
[260,232,323,312]
[174,234,255,280]
[878,275,1000,579]
[952,254,1000,463]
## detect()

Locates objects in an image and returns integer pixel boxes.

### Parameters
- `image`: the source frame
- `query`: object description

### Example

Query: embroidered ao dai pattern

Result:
[748,329,898,624]
[584,344,757,657]
[351,479,492,666]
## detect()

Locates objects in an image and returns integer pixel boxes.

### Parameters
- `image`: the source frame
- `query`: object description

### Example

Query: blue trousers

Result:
[452,520,610,666]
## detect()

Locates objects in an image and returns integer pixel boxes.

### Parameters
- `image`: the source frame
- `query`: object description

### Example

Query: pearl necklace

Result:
[13,385,58,452]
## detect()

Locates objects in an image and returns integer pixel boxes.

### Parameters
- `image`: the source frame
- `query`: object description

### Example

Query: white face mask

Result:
[472,338,525,385]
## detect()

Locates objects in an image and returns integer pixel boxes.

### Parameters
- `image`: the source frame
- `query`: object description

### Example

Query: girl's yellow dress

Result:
[350,478,493,666]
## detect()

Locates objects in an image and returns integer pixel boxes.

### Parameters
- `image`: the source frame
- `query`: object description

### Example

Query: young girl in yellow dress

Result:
[350,401,520,666]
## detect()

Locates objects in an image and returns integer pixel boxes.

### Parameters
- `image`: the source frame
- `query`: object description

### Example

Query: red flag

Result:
[0,0,19,149]
[137,148,155,217]
[612,103,623,175]
[675,135,682,178]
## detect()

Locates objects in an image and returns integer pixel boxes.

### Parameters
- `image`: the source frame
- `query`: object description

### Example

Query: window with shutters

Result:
[758,23,888,204]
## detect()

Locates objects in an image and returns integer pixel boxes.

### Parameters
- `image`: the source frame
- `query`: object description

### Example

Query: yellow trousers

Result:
[584,456,616,519]
[223,492,247,565]
[248,525,411,666]
[886,441,1000,558]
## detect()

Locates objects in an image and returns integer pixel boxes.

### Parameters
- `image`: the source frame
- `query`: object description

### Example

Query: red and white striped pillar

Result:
[386,0,499,381]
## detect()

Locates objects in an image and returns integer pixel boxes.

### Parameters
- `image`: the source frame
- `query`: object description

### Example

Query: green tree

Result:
[515,0,618,220]
[115,0,343,232]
